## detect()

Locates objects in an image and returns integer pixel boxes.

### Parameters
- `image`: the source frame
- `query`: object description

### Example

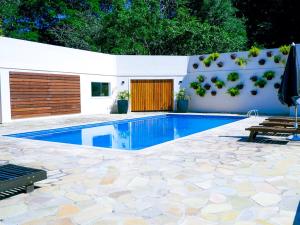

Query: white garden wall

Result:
[0,37,297,123]
[184,49,289,115]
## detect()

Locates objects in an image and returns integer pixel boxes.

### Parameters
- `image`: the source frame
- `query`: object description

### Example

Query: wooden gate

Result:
[10,72,81,119]
[131,79,173,111]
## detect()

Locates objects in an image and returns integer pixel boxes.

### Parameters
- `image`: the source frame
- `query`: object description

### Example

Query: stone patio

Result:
[0,113,300,225]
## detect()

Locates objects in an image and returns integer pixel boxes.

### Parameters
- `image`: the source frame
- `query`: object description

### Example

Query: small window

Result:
[91,82,110,97]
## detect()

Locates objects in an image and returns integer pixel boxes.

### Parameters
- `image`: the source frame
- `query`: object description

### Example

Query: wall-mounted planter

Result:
[227,72,239,82]
[248,46,261,57]
[196,87,206,97]
[279,45,290,55]
[193,63,199,69]
[199,55,205,61]
[211,76,218,83]
[236,83,244,90]
[217,61,224,68]
[204,83,211,90]
[235,57,247,67]
[263,71,275,80]
[274,83,281,89]
[190,82,199,90]
[203,58,211,67]
[215,80,225,89]
[255,79,267,88]
[274,55,281,63]
[211,90,217,96]
[258,59,266,65]
[250,76,258,82]
[266,51,273,57]
[197,75,205,83]
[230,53,237,60]
[227,87,240,97]
[251,90,258,96]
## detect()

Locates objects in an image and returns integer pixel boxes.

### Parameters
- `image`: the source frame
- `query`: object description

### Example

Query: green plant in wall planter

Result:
[203,58,212,67]
[227,72,239,82]
[176,88,190,113]
[248,46,261,57]
[235,57,247,67]
[227,87,240,97]
[117,91,130,114]
[209,52,220,61]
[211,76,218,83]
[279,45,290,55]
[196,87,206,97]
[215,80,225,89]
[255,78,267,88]
[274,55,281,63]
[190,82,199,90]
[197,75,205,83]
[263,71,275,80]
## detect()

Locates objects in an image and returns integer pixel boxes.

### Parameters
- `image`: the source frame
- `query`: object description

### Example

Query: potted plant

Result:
[203,57,212,67]
[215,80,225,89]
[211,76,218,83]
[274,55,281,63]
[227,87,240,97]
[235,57,247,67]
[197,75,205,83]
[263,70,275,80]
[279,45,290,55]
[248,46,261,57]
[227,72,239,82]
[176,89,190,113]
[255,79,267,88]
[196,87,206,97]
[266,51,273,57]
[190,81,199,89]
[117,90,130,114]
[209,52,220,61]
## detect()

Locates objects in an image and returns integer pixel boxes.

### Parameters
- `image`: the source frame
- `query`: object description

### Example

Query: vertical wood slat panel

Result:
[10,72,81,119]
[131,79,173,112]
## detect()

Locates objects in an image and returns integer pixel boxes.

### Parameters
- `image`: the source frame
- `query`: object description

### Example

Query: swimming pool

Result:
[6,114,245,150]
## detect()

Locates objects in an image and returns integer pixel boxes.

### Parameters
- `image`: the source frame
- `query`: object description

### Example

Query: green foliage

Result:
[176,88,190,100]
[255,79,267,88]
[0,20,3,36]
[235,57,247,67]
[227,72,239,82]
[208,52,220,61]
[227,87,240,96]
[274,55,281,63]
[263,71,275,80]
[215,80,225,89]
[197,75,205,83]
[117,90,130,100]
[196,87,206,97]
[279,45,291,55]
[248,46,260,57]
[203,57,212,67]
[0,0,247,55]
[190,82,200,90]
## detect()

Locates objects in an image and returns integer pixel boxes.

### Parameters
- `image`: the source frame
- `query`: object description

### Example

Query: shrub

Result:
[211,76,218,83]
[250,75,258,82]
[235,57,247,67]
[274,83,281,89]
[217,61,224,67]
[230,53,237,60]
[251,90,258,95]
[209,52,220,61]
[274,55,281,63]
[248,46,261,57]
[193,63,199,69]
[204,83,211,90]
[255,79,267,88]
[211,90,217,96]
[266,51,273,57]
[236,83,244,90]
[196,87,206,97]
[263,71,275,80]
[176,88,190,100]
[258,59,266,65]
[279,45,290,55]
[117,91,130,100]
[227,72,239,82]
[197,75,205,83]
[190,82,199,90]
[199,55,205,61]
[203,57,212,67]
[215,80,225,89]
[227,87,240,96]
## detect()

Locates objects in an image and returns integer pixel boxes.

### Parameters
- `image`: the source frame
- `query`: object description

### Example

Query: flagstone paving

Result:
[0,113,300,225]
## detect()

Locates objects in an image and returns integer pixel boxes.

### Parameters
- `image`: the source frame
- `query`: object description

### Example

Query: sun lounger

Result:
[246,126,300,141]
[266,117,296,122]
[0,164,47,193]
[259,121,295,128]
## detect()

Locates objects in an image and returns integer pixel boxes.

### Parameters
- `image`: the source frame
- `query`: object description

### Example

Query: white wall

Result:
[184,49,289,115]
[0,37,297,122]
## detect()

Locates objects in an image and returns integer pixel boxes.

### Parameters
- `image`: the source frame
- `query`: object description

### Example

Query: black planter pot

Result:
[177,100,189,113]
[117,100,129,114]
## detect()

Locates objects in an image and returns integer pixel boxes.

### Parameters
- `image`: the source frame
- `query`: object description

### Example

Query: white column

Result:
[0,69,12,123]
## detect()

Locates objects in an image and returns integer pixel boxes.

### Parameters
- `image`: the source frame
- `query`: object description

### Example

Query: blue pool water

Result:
[6,115,245,150]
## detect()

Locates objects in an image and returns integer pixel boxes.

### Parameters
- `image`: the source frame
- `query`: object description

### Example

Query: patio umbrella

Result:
[278,43,300,140]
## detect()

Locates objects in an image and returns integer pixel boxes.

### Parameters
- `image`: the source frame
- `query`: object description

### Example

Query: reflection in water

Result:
[14,115,243,150]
